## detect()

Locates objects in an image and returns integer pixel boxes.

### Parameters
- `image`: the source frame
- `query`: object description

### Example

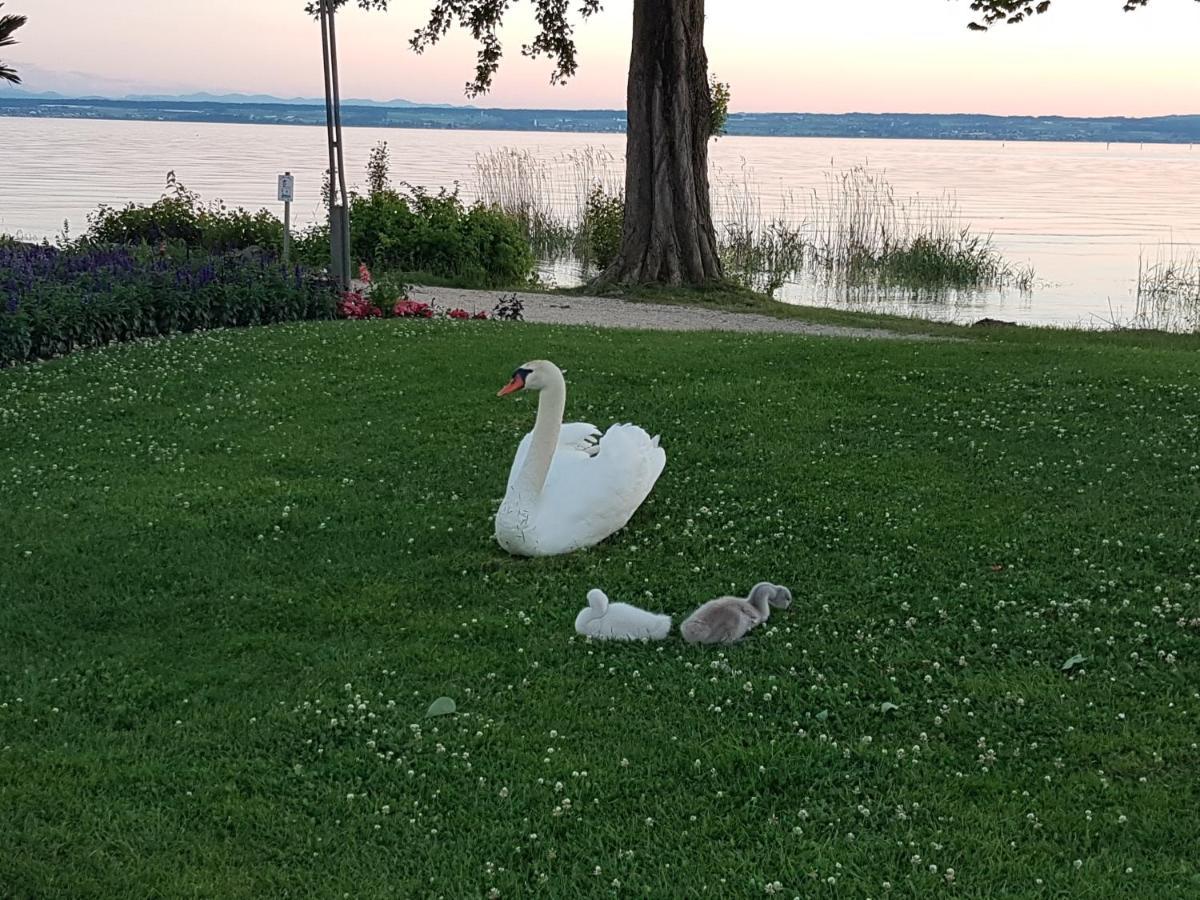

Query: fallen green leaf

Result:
[1061,654,1087,672]
[426,696,457,718]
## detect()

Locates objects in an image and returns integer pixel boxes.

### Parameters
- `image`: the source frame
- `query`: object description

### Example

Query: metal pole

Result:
[326,2,352,289]
[283,191,292,267]
[318,0,346,290]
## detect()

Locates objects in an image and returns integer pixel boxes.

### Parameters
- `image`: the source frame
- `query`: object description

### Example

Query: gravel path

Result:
[407,285,940,341]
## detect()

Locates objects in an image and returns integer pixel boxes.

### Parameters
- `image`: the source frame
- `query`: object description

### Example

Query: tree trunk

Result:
[596,0,722,286]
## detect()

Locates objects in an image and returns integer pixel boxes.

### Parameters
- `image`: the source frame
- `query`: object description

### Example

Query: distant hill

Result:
[3,94,1200,144]
[2,87,459,108]
[124,91,462,108]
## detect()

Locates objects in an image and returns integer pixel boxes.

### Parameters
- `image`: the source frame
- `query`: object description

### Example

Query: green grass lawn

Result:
[1,320,1198,898]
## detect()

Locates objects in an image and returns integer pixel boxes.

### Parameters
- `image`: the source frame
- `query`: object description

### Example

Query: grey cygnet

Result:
[679,582,793,645]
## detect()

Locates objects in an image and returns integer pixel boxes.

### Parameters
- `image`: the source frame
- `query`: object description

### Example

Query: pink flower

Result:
[357,263,372,285]
[338,290,382,320]
[393,299,433,318]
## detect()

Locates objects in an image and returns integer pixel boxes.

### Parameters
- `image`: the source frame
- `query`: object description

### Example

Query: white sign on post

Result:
[277,173,295,203]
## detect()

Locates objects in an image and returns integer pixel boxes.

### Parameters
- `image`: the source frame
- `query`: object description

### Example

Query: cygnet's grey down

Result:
[679,582,793,645]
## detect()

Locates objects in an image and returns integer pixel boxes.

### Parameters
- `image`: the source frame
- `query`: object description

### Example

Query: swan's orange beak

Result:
[497,374,525,397]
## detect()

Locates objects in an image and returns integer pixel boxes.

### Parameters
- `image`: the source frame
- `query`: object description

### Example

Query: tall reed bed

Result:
[470,147,1034,294]
[807,167,1034,290]
[471,147,621,259]
[1129,248,1200,331]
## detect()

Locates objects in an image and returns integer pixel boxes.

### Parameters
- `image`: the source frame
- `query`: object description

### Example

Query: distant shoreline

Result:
[4,96,1200,144]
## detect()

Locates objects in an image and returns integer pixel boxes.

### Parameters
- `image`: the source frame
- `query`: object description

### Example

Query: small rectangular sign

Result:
[277,173,295,203]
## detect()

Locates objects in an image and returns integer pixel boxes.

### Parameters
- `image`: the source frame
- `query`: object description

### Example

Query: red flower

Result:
[338,290,382,320]
[357,263,372,285]
[472,310,489,320]
[393,299,433,318]
[448,308,469,320]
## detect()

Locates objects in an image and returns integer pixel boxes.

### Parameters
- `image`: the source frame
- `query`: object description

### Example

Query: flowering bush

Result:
[334,268,491,323]
[1,242,335,366]
[337,291,382,319]
[393,300,434,318]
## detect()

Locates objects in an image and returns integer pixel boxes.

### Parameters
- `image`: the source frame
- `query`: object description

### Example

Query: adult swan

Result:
[494,360,666,557]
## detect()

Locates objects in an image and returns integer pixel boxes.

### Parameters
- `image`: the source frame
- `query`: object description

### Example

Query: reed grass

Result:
[1130,248,1200,332]
[470,149,1033,294]
[470,146,621,259]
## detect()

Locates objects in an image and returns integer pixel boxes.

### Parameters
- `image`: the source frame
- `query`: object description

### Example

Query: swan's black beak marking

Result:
[497,367,532,397]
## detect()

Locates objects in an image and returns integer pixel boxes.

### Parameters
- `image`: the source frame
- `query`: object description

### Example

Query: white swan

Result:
[495,360,666,556]
[575,589,672,641]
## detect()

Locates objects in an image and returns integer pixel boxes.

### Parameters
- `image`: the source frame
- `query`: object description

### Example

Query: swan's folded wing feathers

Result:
[506,422,601,493]
[560,421,602,457]
[536,422,666,551]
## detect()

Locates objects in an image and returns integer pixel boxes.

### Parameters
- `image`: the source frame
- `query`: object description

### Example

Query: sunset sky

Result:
[6,0,1200,116]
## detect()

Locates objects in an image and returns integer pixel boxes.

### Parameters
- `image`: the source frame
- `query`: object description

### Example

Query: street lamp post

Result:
[318,0,352,291]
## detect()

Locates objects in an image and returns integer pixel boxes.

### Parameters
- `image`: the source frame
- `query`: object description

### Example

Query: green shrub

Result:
[348,185,533,287]
[87,194,203,247]
[579,185,623,270]
[709,76,732,138]
[86,174,283,254]
[293,225,332,268]
[0,243,334,366]
[364,271,413,307]
[85,173,535,288]
[366,141,391,196]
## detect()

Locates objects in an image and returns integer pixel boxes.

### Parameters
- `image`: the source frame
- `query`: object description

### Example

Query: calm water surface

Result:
[4,117,1199,327]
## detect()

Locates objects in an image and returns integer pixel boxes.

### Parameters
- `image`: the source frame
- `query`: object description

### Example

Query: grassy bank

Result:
[2,320,1198,897]
[560,280,1200,348]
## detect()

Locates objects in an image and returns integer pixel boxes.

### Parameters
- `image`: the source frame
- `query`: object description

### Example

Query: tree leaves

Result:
[0,2,28,86]
[311,0,602,97]
[964,0,1198,31]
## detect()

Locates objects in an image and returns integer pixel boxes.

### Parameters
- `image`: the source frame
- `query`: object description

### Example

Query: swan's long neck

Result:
[748,593,772,620]
[514,367,565,498]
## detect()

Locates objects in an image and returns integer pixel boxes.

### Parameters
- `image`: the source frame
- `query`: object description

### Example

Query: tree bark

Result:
[596,0,722,286]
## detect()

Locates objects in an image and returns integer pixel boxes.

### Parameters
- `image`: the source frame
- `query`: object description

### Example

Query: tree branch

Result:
[964,0,1199,30]
[306,0,600,97]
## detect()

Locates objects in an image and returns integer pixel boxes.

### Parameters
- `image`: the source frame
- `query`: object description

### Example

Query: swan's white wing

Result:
[534,423,666,553]
[505,422,600,494]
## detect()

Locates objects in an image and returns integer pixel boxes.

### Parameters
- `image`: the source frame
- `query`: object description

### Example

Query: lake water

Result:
[3,116,1199,328]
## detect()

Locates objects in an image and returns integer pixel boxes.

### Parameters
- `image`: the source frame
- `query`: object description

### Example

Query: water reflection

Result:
[5,118,1200,329]
[536,255,1039,326]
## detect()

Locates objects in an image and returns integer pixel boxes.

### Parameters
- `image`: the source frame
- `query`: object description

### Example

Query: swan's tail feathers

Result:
[646,614,673,641]
[651,434,661,448]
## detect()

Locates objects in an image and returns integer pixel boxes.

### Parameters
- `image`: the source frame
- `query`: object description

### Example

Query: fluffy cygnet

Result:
[679,582,792,645]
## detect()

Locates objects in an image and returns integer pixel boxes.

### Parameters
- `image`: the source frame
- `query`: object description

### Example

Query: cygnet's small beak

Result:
[497,375,525,397]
